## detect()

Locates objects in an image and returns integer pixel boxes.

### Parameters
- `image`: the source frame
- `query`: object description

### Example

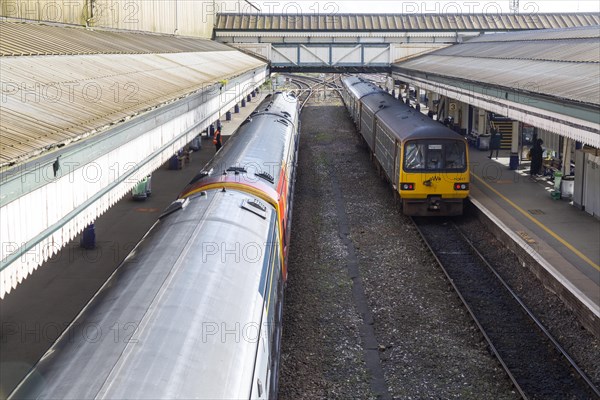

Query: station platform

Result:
[468,147,600,332]
[0,91,269,398]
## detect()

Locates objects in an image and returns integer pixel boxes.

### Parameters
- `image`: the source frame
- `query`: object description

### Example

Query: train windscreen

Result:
[404,140,466,172]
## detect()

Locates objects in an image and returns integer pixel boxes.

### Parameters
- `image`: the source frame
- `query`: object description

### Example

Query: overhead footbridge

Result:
[214,13,600,72]
[0,21,267,297]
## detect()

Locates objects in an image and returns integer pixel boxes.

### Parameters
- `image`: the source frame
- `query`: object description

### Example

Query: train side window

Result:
[281,221,287,248]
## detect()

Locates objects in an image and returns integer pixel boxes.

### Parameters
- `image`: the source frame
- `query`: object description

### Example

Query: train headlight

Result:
[400,183,415,190]
[453,183,469,191]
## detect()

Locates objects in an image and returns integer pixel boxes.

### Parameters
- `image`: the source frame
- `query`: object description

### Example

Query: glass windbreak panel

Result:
[404,140,466,172]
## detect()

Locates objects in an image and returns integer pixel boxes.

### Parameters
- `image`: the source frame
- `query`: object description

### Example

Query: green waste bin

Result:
[132,176,151,200]
[553,171,563,192]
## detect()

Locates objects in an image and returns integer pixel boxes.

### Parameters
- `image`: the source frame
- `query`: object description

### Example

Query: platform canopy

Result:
[0,22,264,169]
[0,21,267,298]
[393,26,600,147]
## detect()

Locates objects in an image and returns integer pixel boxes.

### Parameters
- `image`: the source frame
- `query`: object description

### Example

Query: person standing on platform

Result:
[213,128,222,153]
[488,129,501,159]
[530,138,544,176]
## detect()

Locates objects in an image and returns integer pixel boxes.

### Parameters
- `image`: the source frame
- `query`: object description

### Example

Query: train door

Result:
[251,327,270,399]
[251,227,276,399]
[251,227,283,399]
[268,241,284,398]
[394,139,402,191]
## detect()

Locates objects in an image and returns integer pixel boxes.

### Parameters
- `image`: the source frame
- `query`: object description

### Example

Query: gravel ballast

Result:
[279,93,520,399]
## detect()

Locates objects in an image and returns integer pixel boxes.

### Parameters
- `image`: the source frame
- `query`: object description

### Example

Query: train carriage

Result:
[359,92,405,163]
[341,76,381,125]
[181,91,300,276]
[9,92,300,400]
[341,77,469,216]
[11,190,283,399]
[380,108,469,216]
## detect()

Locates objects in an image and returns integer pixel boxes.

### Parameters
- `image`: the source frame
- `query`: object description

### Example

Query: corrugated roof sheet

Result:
[465,23,600,41]
[215,13,600,32]
[0,22,265,167]
[0,21,229,56]
[398,56,599,104]
[434,39,599,62]
[395,26,600,106]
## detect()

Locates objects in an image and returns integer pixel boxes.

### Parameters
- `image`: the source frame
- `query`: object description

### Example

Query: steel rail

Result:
[411,217,600,399]
[452,222,600,399]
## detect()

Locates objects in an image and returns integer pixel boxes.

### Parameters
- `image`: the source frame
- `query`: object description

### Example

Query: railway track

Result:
[280,74,312,109]
[412,216,600,399]
[281,74,340,110]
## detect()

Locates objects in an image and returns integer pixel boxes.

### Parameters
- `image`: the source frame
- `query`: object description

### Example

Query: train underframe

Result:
[402,196,464,216]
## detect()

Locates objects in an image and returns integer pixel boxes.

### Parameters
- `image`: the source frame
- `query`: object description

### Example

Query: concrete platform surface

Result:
[468,146,599,325]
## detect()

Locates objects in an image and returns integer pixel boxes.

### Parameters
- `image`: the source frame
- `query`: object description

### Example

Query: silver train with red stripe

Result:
[10,92,300,399]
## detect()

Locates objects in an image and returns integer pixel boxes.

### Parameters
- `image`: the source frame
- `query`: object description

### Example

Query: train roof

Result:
[381,110,466,142]
[183,92,299,194]
[341,76,382,99]
[11,189,278,399]
[361,91,465,142]
[253,91,298,118]
[360,91,406,115]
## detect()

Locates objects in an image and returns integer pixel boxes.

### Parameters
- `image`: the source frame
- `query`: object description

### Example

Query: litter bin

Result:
[561,176,575,198]
[509,153,519,170]
[190,136,201,151]
[80,223,96,249]
[168,154,180,170]
[477,135,490,150]
[553,171,563,191]
[551,171,563,200]
[132,177,148,200]
[145,175,152,196]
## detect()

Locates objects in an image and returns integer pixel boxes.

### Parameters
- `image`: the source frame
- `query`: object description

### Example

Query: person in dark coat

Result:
[488,129,501,159]
[530,138,544,176]
[213,128,222,152]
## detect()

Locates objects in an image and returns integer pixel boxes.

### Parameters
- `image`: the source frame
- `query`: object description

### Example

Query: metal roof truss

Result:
[271,43,391,70]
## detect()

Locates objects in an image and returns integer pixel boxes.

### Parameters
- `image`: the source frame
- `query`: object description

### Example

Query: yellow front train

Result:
[341,76,469,216]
